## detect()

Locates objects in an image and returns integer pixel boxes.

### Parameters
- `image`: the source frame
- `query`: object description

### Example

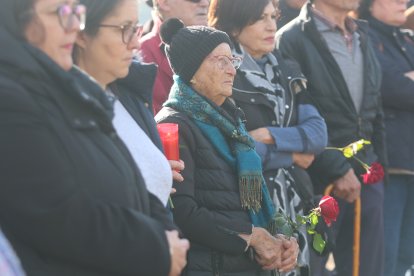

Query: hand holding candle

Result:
[157,123,179,161]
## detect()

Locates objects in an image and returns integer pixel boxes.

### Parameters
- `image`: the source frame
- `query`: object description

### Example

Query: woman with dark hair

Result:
[74,0,185,208]
[359,0,414,275]
[156,18,300,276]
[209,0,328,275]
[0,0,188,275]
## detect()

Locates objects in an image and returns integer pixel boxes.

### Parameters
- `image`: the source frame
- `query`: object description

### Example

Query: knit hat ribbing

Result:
[160,18,232,83]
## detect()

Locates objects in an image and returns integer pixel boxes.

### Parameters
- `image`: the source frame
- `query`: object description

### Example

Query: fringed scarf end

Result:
[239,175,262,212]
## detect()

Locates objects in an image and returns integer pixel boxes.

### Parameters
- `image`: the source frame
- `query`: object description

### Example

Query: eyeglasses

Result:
[99,22,143,45]
[210,55,243,70]
[56,4,86,31]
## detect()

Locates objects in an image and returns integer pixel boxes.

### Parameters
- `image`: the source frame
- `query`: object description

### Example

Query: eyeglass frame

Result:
[209,55,243,70]
[26,3,86,32]
[57,3,86,31]
[98,22,144,45]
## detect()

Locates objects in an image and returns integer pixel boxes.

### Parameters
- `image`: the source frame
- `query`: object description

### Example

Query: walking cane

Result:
[324,184,361,276]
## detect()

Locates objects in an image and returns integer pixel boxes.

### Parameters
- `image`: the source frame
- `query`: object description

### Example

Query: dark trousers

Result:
[384,175,414,276]
[310,182,384,276]
[334,181,384,276]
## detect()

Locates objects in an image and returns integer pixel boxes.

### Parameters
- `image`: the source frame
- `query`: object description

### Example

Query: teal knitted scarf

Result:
[165,76,276,229]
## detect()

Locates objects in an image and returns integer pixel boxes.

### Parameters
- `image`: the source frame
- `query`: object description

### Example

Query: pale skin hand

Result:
[239,227,283,270]
[292,152,315,169]
[332,168,361,203]
[404,71,414,81]
[166,230,190,276]
[169,160,185,194]
[277,235,299,273]
[249,128,275,144]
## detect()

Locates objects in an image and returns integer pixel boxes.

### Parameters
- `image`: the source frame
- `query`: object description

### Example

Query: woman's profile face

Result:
[76,0,140,87]
[191,43,237,106]
[235,1,277,59]
[24,0,85,71]
[371,0,408,27]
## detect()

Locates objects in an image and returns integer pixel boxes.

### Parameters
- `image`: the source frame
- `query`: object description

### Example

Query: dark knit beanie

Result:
[160,18,233,83]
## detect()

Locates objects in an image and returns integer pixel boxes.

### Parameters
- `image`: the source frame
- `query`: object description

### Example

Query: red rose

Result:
[318,196,339,227]
[361,162,384,185]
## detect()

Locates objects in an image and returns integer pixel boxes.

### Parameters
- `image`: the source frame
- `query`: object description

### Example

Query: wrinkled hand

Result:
[292,152,315,169]
[277,235,299,273]
[248,227,283,270]
[166,230,190,276]
[249,128,275,144]
[332,168,361,203]
[169,160,185,182]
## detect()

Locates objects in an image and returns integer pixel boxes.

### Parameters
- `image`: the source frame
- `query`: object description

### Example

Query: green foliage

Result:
[312,233,326,254]
[275,208,326,253]
[310,213,319,226]
[342,139,371,158]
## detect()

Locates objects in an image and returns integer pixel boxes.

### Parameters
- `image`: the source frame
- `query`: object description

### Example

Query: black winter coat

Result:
[276,3,387,192]
[113,61,163,151]
[156,106,272,276]
[0,27,173,276]
[365,16,414,172]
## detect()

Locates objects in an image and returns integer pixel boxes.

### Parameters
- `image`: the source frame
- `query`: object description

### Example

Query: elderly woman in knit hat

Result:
[155,18,299,275]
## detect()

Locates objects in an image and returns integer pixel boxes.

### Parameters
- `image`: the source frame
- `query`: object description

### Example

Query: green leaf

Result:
[307,228,316,235]
[296,215,306,225]
[310,213,319,226]
[313,233,326,254]
[278,224,294,237]
[275,216,287,228]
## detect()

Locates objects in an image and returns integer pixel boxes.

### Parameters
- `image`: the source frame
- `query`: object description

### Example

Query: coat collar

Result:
[0,26,115,133]
[114,61,157,106]
[367,15,405,40]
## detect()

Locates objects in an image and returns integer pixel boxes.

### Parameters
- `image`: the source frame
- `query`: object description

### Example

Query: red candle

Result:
[157,123,179,161]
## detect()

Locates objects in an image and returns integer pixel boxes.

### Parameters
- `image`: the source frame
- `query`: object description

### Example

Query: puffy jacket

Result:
[156,106,272,276]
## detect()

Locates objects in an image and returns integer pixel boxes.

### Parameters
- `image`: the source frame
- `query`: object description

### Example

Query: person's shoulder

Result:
[140,31,160,50]
[129,60,157,78]
[0,74,40,113]
[278,16,302,33]
[276,15,306,45]
[155,107,199,133]
[156,107,188,124]
[139,33,163,62]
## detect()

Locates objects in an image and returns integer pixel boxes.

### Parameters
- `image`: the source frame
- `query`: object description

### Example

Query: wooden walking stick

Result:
[324,184,361,276]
